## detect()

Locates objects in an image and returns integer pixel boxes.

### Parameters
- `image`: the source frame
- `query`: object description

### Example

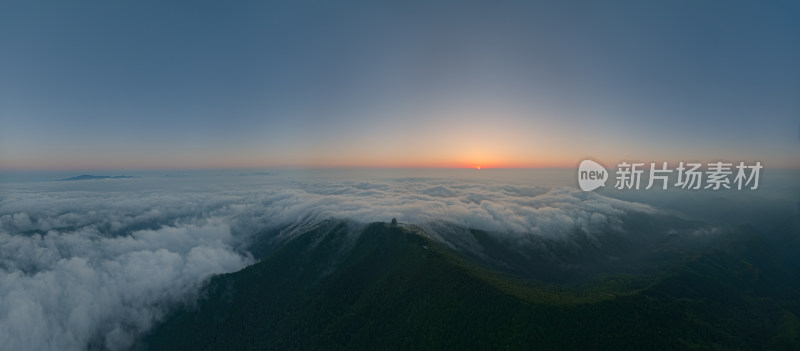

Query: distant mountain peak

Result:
[60,175,136,181]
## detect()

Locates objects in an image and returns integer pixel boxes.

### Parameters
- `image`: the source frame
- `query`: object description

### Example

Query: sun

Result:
[475,165,481,170]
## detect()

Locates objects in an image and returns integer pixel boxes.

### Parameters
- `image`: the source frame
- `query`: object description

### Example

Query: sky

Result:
[1,0,798,170]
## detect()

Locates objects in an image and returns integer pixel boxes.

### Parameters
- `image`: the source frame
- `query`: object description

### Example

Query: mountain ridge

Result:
[139,219,800,350]
[60,174,137,181]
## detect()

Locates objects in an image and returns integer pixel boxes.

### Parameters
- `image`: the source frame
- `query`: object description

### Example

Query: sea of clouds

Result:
[1,169,788,350]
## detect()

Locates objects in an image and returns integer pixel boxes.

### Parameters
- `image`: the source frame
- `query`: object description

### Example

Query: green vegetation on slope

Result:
[141,221,800,350]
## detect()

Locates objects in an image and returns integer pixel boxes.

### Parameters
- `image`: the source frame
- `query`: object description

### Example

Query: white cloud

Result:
[0,220,251,351]
[0,174,660,350]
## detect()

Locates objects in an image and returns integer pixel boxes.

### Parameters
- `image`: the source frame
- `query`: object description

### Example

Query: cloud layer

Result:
[0,174,660,350]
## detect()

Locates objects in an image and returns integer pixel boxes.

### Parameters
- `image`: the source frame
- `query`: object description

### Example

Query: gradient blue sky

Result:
[1,0,798,170]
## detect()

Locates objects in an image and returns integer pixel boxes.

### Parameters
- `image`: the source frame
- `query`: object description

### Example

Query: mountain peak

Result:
[59,174,136,181]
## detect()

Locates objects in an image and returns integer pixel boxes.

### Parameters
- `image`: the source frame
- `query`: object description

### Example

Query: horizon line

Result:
[0,165,582,173]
